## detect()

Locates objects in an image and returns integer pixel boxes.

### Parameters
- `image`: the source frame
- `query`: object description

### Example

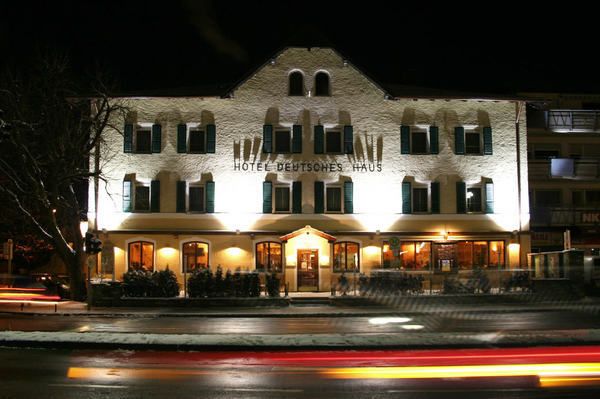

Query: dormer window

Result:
[289,71,304,96]
[315,72,330,96]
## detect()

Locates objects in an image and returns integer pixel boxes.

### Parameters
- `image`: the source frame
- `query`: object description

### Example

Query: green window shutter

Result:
[176,181,186,213]
[456,181,466,214]
[206,124,216,153]
[483,126,493,155]
[151,124,161,153]
[402,181,412,214]
[344,181,353,214]
[314,181,324,213]
[314,125,324,154]
[344,125,354,154]
[177,124,187,153]
[124,124,133,153]
[205,181,215,213]
[485,181,494,214]
[455,127,465,155]
[150,180,160,212]
[262,181,272,213]
[292,181,302,213]
[429,126,439,154]
[400,125,410,154]
[122,180,132,212]
[431,182,440,214]
[263,125,273,153]
[292,125,302,153]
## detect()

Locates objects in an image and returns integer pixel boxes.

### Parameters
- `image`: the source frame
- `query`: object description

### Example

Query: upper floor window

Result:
[288,71,304,96]
[326,186,342,212]
[136,128,152,153]
[182,241,209,272]
[455,126,492,155]
[275,129,291,153]
[263,181,302,214]
[465,131,481,154]
[135,184,150,211]
[128,241,154,271]
[400,126,439,155]
[314,181,353,214]
[456,181,493,214]
[256,242,282,272]
[124,123,162,154]
[573,190,600,207]
[123,180,160,213]
[263,125,302,154]
[315,72,330,96]
[466,187,482,213]
[333,242,360,272]
[274,185,291,213]
[177,123,216,154]
[326,130,342,153]
[176,181,215,214]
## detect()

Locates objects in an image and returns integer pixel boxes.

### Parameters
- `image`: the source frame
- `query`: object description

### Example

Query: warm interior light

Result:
[225,246,243,257]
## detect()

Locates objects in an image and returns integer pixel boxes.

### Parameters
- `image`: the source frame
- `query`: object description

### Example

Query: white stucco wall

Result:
[89,47,530,282]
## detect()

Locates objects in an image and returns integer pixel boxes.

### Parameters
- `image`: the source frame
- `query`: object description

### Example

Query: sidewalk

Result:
[1,296,600,317]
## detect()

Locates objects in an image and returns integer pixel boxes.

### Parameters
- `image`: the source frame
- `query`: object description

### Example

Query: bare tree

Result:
[0,55,126,300]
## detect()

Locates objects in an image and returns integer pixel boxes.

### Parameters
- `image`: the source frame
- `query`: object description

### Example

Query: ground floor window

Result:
[128,241,154,271]
[256,242,282,272]
[182,241,209,272]
[383,240,505,271]
[382,240,431,270]
[333,242,359,272]
[456,240,505,269]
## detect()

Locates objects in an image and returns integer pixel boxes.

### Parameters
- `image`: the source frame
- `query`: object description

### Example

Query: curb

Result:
[2,330,600,351]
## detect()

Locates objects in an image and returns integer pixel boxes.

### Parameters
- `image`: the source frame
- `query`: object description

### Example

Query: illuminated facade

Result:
[526,93,600,254]
[90,47,530,292]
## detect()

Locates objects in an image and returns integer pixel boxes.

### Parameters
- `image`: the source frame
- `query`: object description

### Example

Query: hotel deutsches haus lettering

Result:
[90,47,530,292]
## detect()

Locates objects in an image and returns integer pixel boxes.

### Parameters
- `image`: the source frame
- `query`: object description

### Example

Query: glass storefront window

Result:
[182,241,209,273]
[383,241,431,270]
[457,241,505,270]
[333,242,360,272]
[128,241,154,271]
[489,241,505,267]
[256,242,282,272]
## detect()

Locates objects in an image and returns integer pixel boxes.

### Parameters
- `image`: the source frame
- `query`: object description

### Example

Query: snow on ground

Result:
[1,329,599,348]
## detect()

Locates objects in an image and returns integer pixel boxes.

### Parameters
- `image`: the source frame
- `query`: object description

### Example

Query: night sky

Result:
[1,0,598,95]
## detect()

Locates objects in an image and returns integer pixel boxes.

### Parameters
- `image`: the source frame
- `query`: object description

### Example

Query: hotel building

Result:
[90,47,530,292]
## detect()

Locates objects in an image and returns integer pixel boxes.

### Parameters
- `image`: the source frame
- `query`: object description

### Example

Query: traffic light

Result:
[85,232,102,254]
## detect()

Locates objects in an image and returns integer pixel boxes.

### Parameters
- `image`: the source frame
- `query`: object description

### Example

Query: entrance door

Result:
[297,249,319,291]
[434,243,456,272]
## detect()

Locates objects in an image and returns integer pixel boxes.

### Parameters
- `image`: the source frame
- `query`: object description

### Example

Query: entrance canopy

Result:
[279,225,336,243]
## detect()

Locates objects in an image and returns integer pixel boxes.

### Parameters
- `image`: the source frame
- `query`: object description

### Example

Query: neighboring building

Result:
[526,93,600,256]
[89,47,530,292]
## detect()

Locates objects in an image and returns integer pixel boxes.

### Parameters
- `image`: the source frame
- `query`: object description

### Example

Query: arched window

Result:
[256,241,282,272]
[288,71,304,96]
[333,242,359,272]
[315,71,330,96]
[182,241,209,273]
[128,241,154,271]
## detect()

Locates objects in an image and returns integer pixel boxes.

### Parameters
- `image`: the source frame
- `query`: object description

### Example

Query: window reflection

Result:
[128,241,154,271]
[333,242,359,272]
[256,242,282,272]
[182,241,209,273]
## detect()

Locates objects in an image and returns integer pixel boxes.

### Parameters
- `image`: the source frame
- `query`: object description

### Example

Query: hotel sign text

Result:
[233,161,382,173]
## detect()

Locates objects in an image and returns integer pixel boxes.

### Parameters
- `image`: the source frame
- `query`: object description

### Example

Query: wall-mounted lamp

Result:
[235,229,240,235]
[375,229,380,236]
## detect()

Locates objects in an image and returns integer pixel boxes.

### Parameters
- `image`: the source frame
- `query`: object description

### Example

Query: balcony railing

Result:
[528,158,600,180]
[547,110,600,133]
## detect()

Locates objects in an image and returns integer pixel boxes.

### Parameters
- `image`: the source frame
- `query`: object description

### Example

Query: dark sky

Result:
[1,0,598,95]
